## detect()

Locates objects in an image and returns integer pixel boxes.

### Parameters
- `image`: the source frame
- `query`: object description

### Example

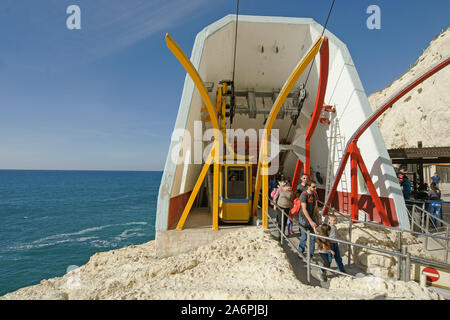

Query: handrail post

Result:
[307,230,311,284]
[397,232,402,280]
[446,226,449,264]
[280,209,284,245]
[425,215,429,251]
[347,217,352,267]
[402,245,410,281]
[421,206,424,232]
[412,205,416,231]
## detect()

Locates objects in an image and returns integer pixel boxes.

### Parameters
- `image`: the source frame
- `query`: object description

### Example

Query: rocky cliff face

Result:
[368,27,450,149]
[0,227,442,300]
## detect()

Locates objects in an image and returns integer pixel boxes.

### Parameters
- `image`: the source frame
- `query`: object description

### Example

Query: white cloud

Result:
[0,0,208,69]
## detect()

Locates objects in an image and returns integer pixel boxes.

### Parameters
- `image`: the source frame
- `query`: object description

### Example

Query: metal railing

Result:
[407,204,449,262]
[406,200,448,232]
[317,200,450,264]
[265,198,450,283]
[266,200,354,283]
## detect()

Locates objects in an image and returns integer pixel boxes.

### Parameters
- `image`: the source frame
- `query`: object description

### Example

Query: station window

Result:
[227,167,247,199]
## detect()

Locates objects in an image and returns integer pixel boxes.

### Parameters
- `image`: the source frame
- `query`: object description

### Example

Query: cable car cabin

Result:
[219,163,252,223]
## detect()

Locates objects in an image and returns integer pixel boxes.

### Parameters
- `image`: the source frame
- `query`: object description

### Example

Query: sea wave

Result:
[32,222,148,244]
[113,228,145,241]
[8,236,100,251]
[8,221,148,251]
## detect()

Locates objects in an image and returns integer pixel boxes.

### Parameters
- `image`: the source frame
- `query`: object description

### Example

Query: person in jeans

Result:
[327,213,346,273]
[273,182,292,236]
[428,182,442,227]
[288,190,302,235]
[431,172,440,188]
[402,175,412,200]
[316,224,334,282]
[298,180,321,259]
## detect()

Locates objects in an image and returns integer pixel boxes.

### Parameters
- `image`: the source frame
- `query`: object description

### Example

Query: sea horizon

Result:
[0,170,161,296]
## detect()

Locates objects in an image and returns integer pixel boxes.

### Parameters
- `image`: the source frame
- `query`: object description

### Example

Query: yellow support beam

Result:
[166,33,223,231]
[166,34,220,132]
[262,138,269,229]
[176,148,214,230]
[213,140,219,230]
[252,36,324,225]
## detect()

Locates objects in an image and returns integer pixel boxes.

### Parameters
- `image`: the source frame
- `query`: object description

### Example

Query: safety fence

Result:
[405,199,448,233]
[265,198,450,284]
[317,199,450,265]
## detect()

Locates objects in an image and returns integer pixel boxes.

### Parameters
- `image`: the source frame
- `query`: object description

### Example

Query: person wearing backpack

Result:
[273,182,292,236]
[287,190,302,235]
[298,180,321,259]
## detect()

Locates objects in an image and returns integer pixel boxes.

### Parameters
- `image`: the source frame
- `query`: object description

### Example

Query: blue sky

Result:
[0,0,448,171]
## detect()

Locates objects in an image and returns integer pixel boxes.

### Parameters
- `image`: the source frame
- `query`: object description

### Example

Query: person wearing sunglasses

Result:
[298,180,321,259]
[296,174,309,194]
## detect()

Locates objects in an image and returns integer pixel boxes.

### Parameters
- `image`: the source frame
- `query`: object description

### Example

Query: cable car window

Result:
[227,167,246,199]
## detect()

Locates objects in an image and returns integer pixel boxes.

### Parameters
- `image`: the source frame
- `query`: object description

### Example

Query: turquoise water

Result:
[0,170,161,296]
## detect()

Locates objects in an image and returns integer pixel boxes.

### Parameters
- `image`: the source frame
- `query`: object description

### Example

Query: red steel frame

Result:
[290,159,304,197]
[304,37,329,180]
[291,37,329,194]
[323,56,450,225]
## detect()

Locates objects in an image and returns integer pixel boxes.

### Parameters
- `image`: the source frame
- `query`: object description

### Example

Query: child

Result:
[316,224,334,282]
[327,214,346,273]
[288,190,301,235]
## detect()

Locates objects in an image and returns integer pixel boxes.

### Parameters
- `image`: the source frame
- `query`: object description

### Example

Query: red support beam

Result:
[354,147,392,226]
[323,56,449,219]
[291,159,303,198]
[323,150,351,216]
[304,37,329,179]
[353,57,450,143]
[350,142,359,221]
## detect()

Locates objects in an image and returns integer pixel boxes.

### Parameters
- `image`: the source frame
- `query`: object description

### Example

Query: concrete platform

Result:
[155,207,254,258]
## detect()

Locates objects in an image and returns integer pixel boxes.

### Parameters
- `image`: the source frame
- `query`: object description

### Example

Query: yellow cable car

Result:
[219,163,253,223]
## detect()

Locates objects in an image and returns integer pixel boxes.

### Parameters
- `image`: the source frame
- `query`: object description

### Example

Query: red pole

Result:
[354,147,392,226]
[323,56,449,218]
[323,150,350,216]
[304,37,329,179]
[350,142,359,221]
[291,159,303,198]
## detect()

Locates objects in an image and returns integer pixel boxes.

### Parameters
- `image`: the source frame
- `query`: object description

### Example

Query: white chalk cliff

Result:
[0,227,442,300]
[368,27,450,149]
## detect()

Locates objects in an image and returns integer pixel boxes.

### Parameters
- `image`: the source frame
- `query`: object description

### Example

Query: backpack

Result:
[270,187,279,199]
[290,198,300,215]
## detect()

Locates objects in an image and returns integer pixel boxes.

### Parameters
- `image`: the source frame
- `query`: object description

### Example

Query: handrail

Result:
[266,198,450,282]
[318,200,450,242]
[406,199,450,205]
[266,199,356,282]
[409,203,447,227]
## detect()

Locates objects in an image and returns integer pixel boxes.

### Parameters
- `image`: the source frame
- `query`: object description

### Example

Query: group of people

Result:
[269,173,346,281]
[398,169,443,227]
[398,169,442,201]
